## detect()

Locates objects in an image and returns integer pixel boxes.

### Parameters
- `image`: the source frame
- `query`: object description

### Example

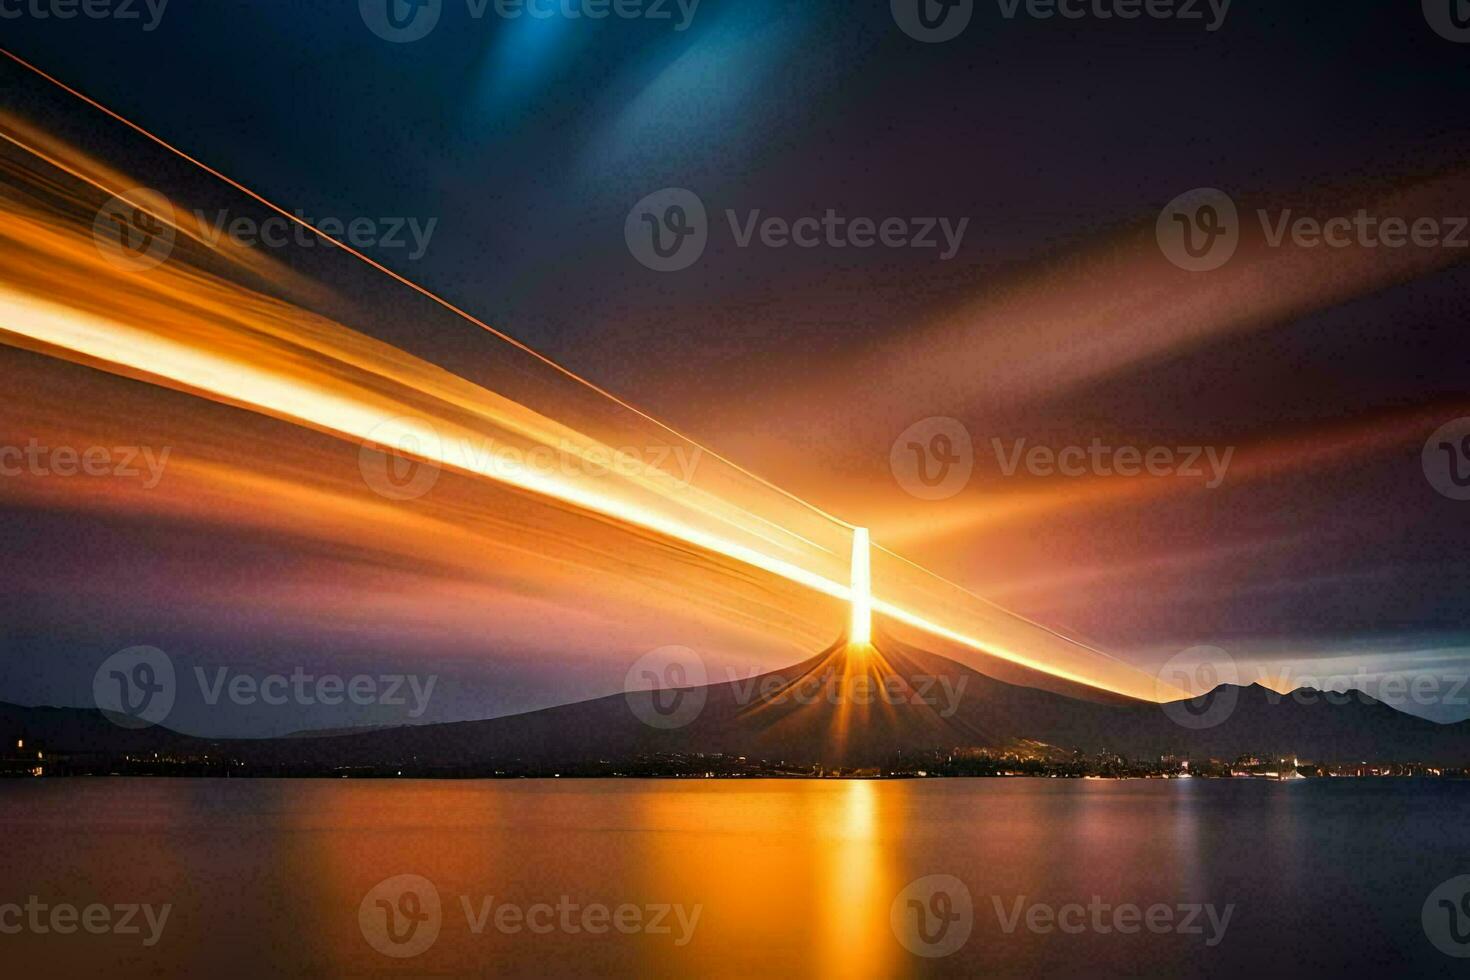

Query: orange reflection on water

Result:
[269,780,908,976]
[816,780,901,980]
[632,780,902,978]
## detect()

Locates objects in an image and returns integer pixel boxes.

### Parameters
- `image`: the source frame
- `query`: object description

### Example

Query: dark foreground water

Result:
[0,778,1466,977]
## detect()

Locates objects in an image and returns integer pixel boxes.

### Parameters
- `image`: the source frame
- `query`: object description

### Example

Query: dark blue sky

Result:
[7,1,1466,390]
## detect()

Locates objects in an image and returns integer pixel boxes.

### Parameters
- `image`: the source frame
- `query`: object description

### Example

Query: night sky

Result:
[2,1,1469,732]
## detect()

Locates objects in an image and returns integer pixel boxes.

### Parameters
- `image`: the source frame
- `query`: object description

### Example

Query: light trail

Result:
[848,528,871,646]
[0,51,1186,703]
[0,46,854,535]
[0,269,1150,699]
[0,285,852,604]
[871,599,1121,694]
[873,542,1153,677]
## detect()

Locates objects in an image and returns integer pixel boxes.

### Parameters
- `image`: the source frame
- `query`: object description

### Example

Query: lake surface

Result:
[0,778,1466,977]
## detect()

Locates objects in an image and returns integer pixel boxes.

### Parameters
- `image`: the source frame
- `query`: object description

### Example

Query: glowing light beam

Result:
[849,527,871,646]
[0,62,1192,704]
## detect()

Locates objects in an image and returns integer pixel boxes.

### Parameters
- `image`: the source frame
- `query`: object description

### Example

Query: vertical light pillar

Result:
[849,527,872,645]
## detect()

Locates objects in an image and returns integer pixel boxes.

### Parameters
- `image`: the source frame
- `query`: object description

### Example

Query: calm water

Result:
[0,778,1465,977]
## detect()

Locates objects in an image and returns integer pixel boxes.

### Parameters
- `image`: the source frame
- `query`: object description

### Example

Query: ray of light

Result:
[0,81,1186,704]
[848,527,871,646]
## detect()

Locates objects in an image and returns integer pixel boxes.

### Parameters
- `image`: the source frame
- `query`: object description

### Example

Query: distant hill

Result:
[5,633,1470,771]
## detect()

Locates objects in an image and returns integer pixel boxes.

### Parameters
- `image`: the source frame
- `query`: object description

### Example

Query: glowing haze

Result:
[0,108,1181,712]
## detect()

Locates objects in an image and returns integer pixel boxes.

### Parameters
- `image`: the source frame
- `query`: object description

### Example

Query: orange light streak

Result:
[0,58,1188,703]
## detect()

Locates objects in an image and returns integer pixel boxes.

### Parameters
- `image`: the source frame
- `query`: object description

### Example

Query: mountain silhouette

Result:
[6,632,1470,771]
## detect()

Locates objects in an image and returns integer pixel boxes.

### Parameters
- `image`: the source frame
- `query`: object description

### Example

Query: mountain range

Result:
[5,632,1469,772]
